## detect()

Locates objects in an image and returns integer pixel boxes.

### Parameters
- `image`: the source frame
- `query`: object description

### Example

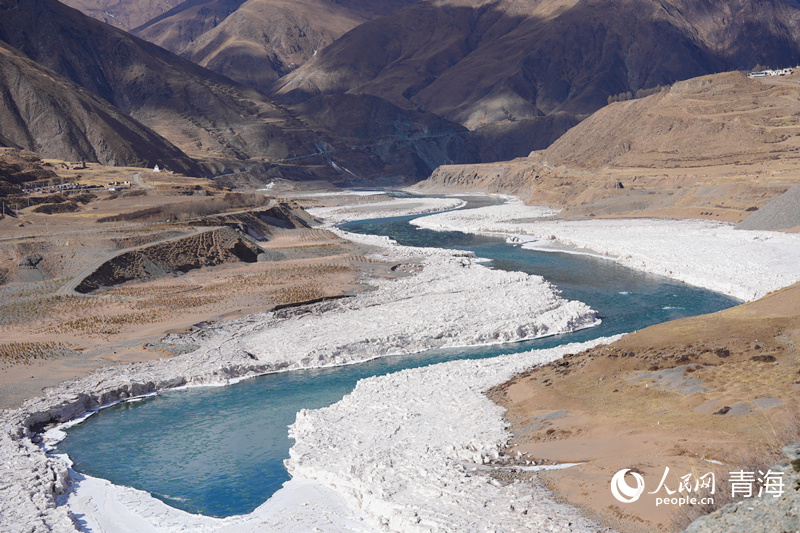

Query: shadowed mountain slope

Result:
[134,0,419,92]
[0,40,200,174]
[291,93,493,185]
[274,0,800,157]
[0,0,320,173]
[60,0,184,30]
[0,0,486,183]
[132,0,249,55]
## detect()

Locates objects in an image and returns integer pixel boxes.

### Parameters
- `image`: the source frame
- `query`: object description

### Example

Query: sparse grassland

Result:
[0,341,77,369]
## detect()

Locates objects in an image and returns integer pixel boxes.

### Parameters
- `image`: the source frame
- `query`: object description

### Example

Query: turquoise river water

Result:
[56,200,738,518]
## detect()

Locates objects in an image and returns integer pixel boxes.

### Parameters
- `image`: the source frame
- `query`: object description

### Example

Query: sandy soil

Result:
[490,282,800,532]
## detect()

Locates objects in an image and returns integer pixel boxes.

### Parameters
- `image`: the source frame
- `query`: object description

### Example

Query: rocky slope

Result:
[0,0,488,183]
[274,0,800,158]
[135,0,419,93]
[418,71,800,219]
[74,227,261,293]
[0,40,201,174]
[60,0,184,30]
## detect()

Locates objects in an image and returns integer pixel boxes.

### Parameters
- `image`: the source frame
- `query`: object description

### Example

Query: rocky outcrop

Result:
[74,228,260,293]
[684,443,800,533]
[736,185,800,231]
[191,203,314,240]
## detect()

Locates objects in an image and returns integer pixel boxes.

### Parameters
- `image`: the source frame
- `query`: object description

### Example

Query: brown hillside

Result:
[0,41,200,174]
[490,282,800,532]
[60,0,184,30]
[419,71,800,222]
[0,0,488,183]
[135,0,419,93]
[541,71,800,170]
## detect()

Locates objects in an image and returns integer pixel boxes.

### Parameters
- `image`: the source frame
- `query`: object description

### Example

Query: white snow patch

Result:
[307,197,465,224]
[64,472,374,533]
[412,201,800,301]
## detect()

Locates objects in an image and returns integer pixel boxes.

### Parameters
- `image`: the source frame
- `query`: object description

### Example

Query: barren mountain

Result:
[291,93,492,185]
[132,0,249,54]
[0,40,200,174]
[419,71,800,220]
[134,0,419,92]
[0,0,322,173]
[60,0,184,30]
[540,71,800,170]
[0,0,485,183]
[275,0,800,157]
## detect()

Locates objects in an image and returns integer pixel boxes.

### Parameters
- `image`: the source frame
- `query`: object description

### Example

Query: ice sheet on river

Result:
[241,246,600,367]
[411,200,800,301]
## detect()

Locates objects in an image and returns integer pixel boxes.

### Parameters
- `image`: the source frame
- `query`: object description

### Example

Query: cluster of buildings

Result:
[21,182,100,194]
[748,67,796,78]
[106,180,131,192]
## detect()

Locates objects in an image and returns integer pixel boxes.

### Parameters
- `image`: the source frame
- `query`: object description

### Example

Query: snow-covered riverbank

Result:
[412,200,800,301]
[306,196,465,224]
[0,197,601,532]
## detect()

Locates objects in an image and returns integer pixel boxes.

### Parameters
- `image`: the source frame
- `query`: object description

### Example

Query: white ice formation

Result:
[412,200,800,301]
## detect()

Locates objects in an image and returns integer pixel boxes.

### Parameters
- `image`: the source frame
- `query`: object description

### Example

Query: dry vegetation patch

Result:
[490,283,800,532]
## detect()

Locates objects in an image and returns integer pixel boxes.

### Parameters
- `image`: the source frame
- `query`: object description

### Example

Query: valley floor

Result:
[2,191,800,533]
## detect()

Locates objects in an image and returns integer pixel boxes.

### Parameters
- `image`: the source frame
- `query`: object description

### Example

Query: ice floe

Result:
[412,200,800,301]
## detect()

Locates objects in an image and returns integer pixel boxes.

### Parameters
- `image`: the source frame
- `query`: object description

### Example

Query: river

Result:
[55,199,737,517]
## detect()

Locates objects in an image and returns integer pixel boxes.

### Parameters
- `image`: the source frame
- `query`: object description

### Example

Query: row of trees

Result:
[607,85,668,105]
